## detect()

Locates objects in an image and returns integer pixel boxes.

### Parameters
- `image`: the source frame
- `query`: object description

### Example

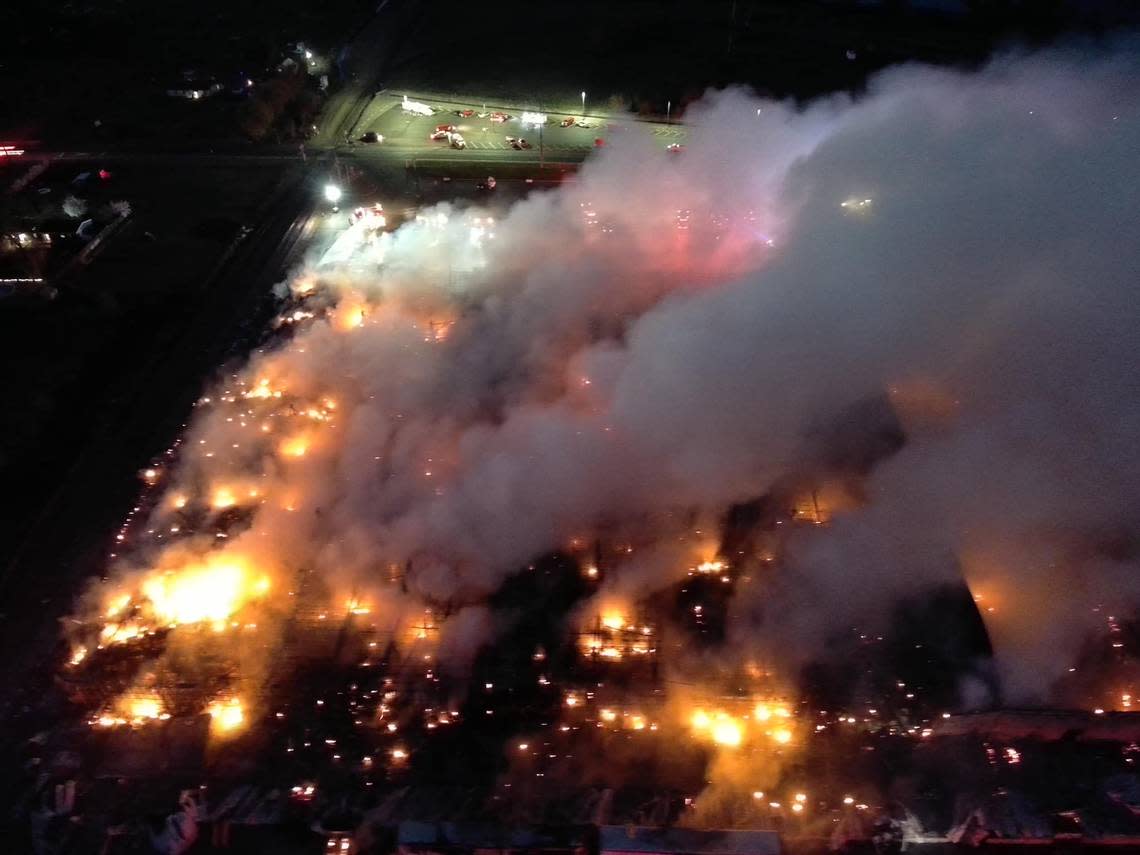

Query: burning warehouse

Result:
[9,40,1140,855]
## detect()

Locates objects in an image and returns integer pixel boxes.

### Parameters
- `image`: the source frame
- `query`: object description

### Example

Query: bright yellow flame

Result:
[601,612,625,630]
[279,434,310,458]
[696,559,725,574]
[105,593,131,618]
[772,727,793,744]
[691,709,744,747]
[140,556,266,626]
[211,486,238,510]
[336,303,367,331]
[755,703,772,722]
[245,377,285,400]
[711,718,743,747]
[100,622,144,644]
[208,697,245,734]
[600,709,617,722]
[126,696,164,720]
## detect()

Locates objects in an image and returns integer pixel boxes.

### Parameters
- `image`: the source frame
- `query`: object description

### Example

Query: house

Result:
[166,71,223,100]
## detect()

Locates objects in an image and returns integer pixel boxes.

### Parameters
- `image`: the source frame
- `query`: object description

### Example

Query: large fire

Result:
[64,195,822,817]
[140,557,268,628]
[88,554,272,648]
[92,693,170,728]
[688,699,799,749]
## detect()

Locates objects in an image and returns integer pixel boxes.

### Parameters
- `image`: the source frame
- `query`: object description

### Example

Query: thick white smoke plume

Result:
[99,41,1140,705]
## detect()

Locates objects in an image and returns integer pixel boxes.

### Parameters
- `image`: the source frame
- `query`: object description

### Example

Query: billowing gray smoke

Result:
[118,40,1140,705]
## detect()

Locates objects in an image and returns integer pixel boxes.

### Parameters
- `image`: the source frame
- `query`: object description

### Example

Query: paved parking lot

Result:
[346,92,685,163]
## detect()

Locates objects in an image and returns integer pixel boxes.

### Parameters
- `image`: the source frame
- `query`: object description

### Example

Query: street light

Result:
[324,183,342,212]
[581,91,586,117]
